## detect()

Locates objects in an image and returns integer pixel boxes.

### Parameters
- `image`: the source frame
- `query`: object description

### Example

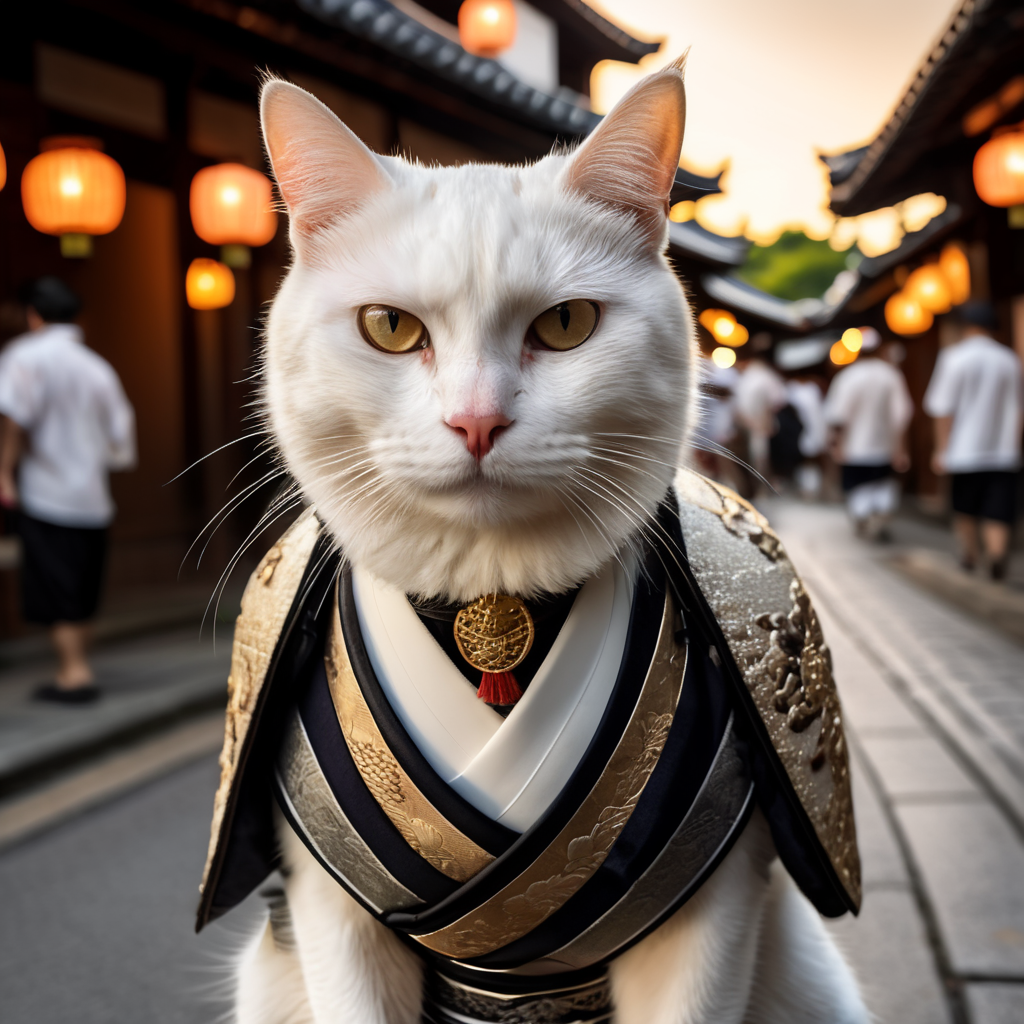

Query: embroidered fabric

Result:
[353,558,635,832]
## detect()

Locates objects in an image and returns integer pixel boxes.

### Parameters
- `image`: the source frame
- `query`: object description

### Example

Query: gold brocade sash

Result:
[326,594,495,882]
[411,587,686,959]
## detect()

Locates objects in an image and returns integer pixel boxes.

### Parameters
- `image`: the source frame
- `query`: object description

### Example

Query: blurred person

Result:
[825,327,912,540]
[924,300,1023,579]
[0,278,136,702]
[734,336,787,492]
[692,355,744,491]
[787,373,827,498]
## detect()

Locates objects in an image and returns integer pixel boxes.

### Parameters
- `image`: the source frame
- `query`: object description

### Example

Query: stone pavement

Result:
[760,498,1024,1024]
[0,623,230,796]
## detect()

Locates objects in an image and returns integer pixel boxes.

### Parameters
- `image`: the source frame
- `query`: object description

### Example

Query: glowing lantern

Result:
[186,258,235,310]
[458,0,517,58]
[190,163,276,267]
[973,131,1024,207]
[830,341,858,366]
[21,137,126,258]
[885,290,933,336]
[711,346,736,369]
[905,265,952,314]
[841,328,862,353]
[698,308,749,347]
[0,139,6,192]
[939,243,970,305]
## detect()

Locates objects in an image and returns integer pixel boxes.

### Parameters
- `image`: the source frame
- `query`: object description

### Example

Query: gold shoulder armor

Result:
[674,469,861,910]
[199,508,321,901]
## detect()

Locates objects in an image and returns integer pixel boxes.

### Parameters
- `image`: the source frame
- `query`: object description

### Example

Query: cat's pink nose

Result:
[446,413,512,460]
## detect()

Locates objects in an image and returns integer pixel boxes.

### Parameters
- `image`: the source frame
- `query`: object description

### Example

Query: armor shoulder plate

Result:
[674,469,861,913]
[198,509,321,914]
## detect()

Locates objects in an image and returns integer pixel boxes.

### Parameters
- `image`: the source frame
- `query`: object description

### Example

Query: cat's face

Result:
[262,64,695,600]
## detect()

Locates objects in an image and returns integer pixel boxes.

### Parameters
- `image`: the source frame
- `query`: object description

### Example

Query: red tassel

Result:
[477,671,523,706]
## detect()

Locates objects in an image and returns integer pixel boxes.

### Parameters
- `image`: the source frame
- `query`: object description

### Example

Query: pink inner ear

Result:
[565,70,685,244]
[261,81,391,242]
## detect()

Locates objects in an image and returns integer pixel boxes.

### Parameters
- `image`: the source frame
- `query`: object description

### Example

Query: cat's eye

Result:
[531,300,599,351]
[360,305,428,353]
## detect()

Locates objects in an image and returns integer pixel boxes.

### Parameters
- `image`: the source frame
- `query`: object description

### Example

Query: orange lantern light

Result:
[904,264,952,314]
[973,130,1024,207]
[830,340,858,366]
[190,163,276,267]
[0,139,6,192]
[186,258,235,310]
[885,290,933,335]
[458,0,517,58]
[21,137,126,257]
[939,243,971,305]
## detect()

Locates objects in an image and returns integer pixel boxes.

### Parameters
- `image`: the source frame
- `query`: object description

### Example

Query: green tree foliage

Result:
[736,230,854,301]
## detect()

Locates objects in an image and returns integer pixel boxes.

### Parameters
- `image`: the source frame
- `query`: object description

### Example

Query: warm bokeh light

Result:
[854,207,904,258]
[841,328,862,353]
[669,200,695,223]
[905,264,952,314]
[699,308,749,347]
[711,346,737,368]
[588,0,953,240]
[186,258,235,310]
[830,340,858,366]
[0,139,6,193]
[973,131,1024,208]
[885,290,933,335]
[694,192,747,238]
[458,0,517,57]
[939,243,971,305]
[21,142,126,239]
[190,163,276,247]
[900,192,947,233]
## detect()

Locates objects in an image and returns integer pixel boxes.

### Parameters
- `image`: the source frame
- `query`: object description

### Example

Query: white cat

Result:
[233,61,868,1024]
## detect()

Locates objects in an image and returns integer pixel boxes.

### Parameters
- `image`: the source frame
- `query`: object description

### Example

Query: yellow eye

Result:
[360,305,427,353]
[531,300,599,351]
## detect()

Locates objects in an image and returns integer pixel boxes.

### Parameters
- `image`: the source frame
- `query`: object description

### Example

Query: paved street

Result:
[0,499,1021,1023]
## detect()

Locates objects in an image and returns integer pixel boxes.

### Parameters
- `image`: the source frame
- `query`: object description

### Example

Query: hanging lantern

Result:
[904,265,952,314]
[190,163,276,268]
[21,137,126,258]
[840,328,862,353]
[186,258,235,310]
[711,346,736,369]
[698,308,748,347]
[973,131,1024,207]
[830,341,858,366]
[939,243,971,305]
[458,0,517,58]
[885,290,933,335]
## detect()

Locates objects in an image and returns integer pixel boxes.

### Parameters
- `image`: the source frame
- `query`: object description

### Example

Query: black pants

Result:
[17,513,108,625]
[950,471,1018,525]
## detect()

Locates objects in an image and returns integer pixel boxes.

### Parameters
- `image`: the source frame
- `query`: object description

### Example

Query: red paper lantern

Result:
[21,137,125,255]
[973,131,1024,207]
[885,290,933,336]
[186,258,235,310]
[458,0,517,58]
[190,163,276,247]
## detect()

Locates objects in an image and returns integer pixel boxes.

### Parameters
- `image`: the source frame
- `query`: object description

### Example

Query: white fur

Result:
[233,68,868,1024]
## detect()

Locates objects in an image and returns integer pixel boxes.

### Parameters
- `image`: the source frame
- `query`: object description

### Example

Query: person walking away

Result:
[924,300,1023,579]
[787,373,827,499]
[734,342,787,494]
[825,327,912,540]
[0,278,136,702]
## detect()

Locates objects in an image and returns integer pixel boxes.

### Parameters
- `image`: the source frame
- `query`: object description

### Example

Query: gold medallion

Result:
[454,594,535,674]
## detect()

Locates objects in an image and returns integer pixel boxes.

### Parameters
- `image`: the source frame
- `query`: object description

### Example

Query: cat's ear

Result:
[260,78,391,255]
[563,55,686,248]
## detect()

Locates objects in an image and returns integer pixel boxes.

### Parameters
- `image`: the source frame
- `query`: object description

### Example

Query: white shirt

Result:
[786,380,827,458]
[733,361,787,438]
[352,557,634,833]
[825,357,913,466]
[697,360,737,446]
[0,324,136,527]
[923,335,1023,473]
